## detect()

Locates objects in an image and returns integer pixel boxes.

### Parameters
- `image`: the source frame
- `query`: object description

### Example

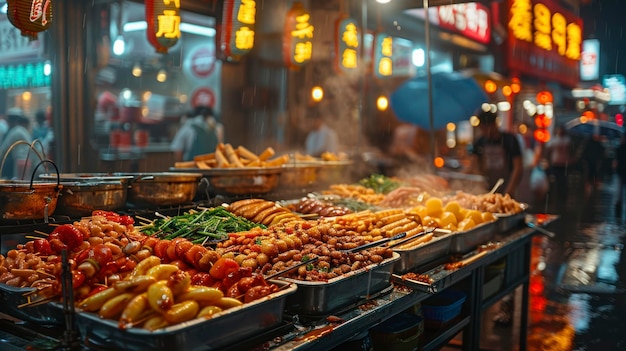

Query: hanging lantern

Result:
[217,0,257,61]
[6,0,53,41]
[145,0,181,54]
[283,1,314,69]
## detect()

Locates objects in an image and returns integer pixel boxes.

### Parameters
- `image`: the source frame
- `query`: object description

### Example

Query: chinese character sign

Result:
[218,0,256,60]
[374,33,393,78]
[283,2,314,69]
[506,0,582,87]
[146,0,181,54]
[6,0,53,41]
[508,0,581,60]
[334,16,359,73]
[436,3,490,44]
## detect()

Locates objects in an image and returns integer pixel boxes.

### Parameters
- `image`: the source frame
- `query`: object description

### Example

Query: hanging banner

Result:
[217,0,256,61]
[282,1,314,69]
[334,16,359,74]
[506,0,582,87]
[146,0,181,54]
[374,33,393,78]
[6,0,53,41]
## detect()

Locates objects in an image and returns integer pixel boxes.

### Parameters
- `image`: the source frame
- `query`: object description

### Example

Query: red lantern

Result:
[7,0,53,41]
[146,0,181,54]
[283,2,314,69]
[217,0,257,61]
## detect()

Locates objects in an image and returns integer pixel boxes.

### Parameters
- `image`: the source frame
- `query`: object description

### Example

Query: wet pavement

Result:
[477,171,626,351]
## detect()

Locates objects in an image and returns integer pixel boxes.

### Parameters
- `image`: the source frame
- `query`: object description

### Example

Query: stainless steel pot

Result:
[121,172,203,207]
[55,181,128,217]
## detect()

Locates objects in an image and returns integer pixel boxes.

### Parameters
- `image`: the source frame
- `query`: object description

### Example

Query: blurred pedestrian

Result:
[544,125,574,201]
[580,135,605,196]
[614,135,626,215]
[470,110,523,196]
[171,105,223,162]
[470,110,523,327]
[0,108,33,179]
[305,112,339,157]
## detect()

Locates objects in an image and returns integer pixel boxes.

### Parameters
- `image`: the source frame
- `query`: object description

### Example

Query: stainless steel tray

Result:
[279,252,400,315]
[448,220,498,254]
[171,167,282,195]
[68,280,296,351]
[392,231,453,274]
[494,203,529,233]
[0,283,63,325]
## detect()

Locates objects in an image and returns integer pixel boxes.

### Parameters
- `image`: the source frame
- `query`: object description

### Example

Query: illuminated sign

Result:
[580,39,599,81]
[603,75,626,106]
[146,0,181,54]
[506,0,582,87]
[374,33,393,77]
[0,62,51,89]
[283,2,314,69]
[436,2,490,44]
[218,0,256,60]
[334,16,359,73]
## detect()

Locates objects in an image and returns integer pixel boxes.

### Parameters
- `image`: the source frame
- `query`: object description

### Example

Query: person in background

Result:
[170,105,223,162]
[305,112,339,157]
[0,108,33,179]
[0,115,8,142]
[470,110,522,327]
[470,110,523,196]
[544,125,574,201]
[614,135,626,216]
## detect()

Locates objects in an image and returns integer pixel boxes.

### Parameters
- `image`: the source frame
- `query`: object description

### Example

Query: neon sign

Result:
[283,2,314,69]
[146,0,181,54]
[218,0,256,60]
[335,16,359,73]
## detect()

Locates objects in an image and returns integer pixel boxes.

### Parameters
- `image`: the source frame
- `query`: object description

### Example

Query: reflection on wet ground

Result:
[480,173,626,351]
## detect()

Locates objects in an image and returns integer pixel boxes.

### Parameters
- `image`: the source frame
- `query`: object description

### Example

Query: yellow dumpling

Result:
[439,211,458,228]
[425,197,444,217]
[457,218,476,231]
[465,210,483,225]
[482,212,496,223]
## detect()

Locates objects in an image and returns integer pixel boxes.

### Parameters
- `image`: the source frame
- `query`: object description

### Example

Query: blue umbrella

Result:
[565,117,623,140]
[390,71,489,130]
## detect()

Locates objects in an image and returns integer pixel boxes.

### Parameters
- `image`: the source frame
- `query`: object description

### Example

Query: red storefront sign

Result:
[217,0,256,61]
[282,2,314,69]
[506,0,582,87]
[334,16,359,74]
[191,87,216,108]
[6,0,53,41]
[437,2,490,44]
[145,0,181,54]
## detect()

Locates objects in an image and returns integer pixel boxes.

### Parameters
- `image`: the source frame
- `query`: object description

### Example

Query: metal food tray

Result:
[0,283,64,325]
[392,231,454,274]
[494,203,529,233]
[448,220,498,254]
[279,252,400,315]
[67,280,296,351]
[170,166,281,195]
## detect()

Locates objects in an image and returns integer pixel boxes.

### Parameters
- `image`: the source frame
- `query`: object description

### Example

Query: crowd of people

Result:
[0,107,53,179]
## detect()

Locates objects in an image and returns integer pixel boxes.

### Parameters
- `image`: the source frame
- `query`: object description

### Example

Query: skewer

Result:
[445,250,489,270]
[18,295,57,308]
[33,230,49,237]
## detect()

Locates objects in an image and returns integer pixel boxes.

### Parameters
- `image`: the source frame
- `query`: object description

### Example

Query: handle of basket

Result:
[29,160,60,189]
[0,140,45,179]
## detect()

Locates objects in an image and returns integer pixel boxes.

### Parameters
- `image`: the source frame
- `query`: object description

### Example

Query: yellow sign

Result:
[336,18,359,71]
[156,10,181,39]
[375,34,393,77]
[509,0,581,60]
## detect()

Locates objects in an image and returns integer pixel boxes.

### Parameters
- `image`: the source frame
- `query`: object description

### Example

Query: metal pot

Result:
[0,160,62,221]
[55,181,128,217]
[122,172,203,207]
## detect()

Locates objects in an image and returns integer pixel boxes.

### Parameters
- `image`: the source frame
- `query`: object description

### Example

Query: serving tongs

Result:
[264,232,407,280]
[384,227,438,250]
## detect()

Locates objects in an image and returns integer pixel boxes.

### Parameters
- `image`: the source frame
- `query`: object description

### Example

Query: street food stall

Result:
[0,152,553,350]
